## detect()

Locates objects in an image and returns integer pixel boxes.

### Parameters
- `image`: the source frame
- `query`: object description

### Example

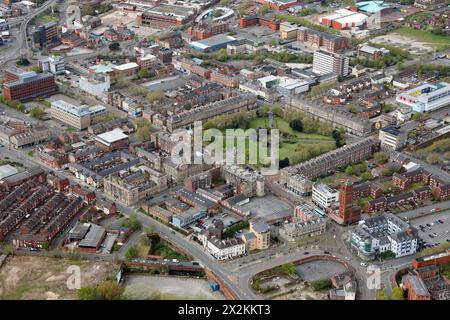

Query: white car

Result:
[360,262,367,267]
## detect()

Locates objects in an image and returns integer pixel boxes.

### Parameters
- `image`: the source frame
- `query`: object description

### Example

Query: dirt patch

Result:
[0,256,116,300]
[371,33,434,54]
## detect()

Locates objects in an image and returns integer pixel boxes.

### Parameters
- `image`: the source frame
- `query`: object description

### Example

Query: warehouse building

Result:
[396,82,450,113]
[189,34,237,53]
[320,9,368,30]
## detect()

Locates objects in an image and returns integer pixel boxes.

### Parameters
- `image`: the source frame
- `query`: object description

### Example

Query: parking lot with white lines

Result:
[411,211,450,247]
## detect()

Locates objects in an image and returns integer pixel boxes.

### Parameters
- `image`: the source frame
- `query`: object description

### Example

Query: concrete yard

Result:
[240,194,293,222]
[123,274,225,300]
[296,260,347,282]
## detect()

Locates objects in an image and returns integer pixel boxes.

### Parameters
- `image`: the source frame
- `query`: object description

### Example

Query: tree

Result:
[125,245,139,261]
[259,4,271,14]
[144,224,156,235]
[212,9,222,17]
[95,281,124,300]
[138,68,150,79]
[29,107,44,119]
[391,287,404,300]
[134,118,152,142]
[360,171,374,182]
[279,157,290,169]
[3,243,16,255]
[77,286,97,300]
[412,112,423,122]
[374,151,389,165]
[214,48,228,62]
[31,65,42,73]
[311,278,333,291]
[345,165,354,175]
[147,90,165,103]
[426,153,441,165]
[289,119,303,132]
[109,42,120,51]
[376,288,388,300]
[278,263,297,277]
[125,214,142,231]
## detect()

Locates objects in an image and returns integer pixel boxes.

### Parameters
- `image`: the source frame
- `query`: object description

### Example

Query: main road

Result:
[1,0,58,63]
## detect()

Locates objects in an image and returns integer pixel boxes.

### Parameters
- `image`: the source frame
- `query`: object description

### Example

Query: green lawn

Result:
[36,13,59,23]
[394,27,450,50]
[223,116,335,166]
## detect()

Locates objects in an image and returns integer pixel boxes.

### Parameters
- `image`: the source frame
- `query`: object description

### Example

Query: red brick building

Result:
[402,275,432,300]
[239,16,280,31]
[297,27,349,52]
[210,71,239,88]
[256,0,299,10]
[392,169,432,191]
[330,181,361,225]
[2,71,57,101]
[187,21,229,40]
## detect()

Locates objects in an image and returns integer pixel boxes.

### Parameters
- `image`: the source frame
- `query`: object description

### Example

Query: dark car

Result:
[323,251,331,255]
[304,251,309,255]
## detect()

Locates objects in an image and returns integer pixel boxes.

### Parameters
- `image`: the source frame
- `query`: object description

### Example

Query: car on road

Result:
[360,262,367,267]
[171,231,176,235]
[426,223,431,227]
[323,251,331,255]
[304,251,309,255]
[345,257,351,261]
[429,234,434,238]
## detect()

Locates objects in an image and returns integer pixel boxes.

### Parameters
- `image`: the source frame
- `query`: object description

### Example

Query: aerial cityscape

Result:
[0,0,449,303]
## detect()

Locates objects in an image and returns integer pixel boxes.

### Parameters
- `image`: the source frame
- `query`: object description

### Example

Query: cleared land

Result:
[372,28,450,54]
[0,256,116,300]
[123,274,225,300]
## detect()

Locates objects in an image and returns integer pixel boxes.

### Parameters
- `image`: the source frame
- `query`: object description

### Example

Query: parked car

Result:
[304,251,309,255]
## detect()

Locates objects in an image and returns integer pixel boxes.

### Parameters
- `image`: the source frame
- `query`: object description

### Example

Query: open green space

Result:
[393,27,450,51]
[246,117,336,164]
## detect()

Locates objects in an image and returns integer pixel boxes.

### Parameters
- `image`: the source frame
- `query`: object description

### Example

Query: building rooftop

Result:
[0,164,18,180]
[356,1,391,14]
[95,128,128,145]
[78,223,106,248]
[113,62,139,71]
[51,100,106,118]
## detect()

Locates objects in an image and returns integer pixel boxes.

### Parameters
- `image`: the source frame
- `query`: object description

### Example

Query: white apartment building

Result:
[50,100,106,130]
[79,74,111,99]
[39,55,66,75]
[378,126,407,150]
[312,50,349,77]
[205,237,246,260]
[351,213,419,260]
[312,183,339,209]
